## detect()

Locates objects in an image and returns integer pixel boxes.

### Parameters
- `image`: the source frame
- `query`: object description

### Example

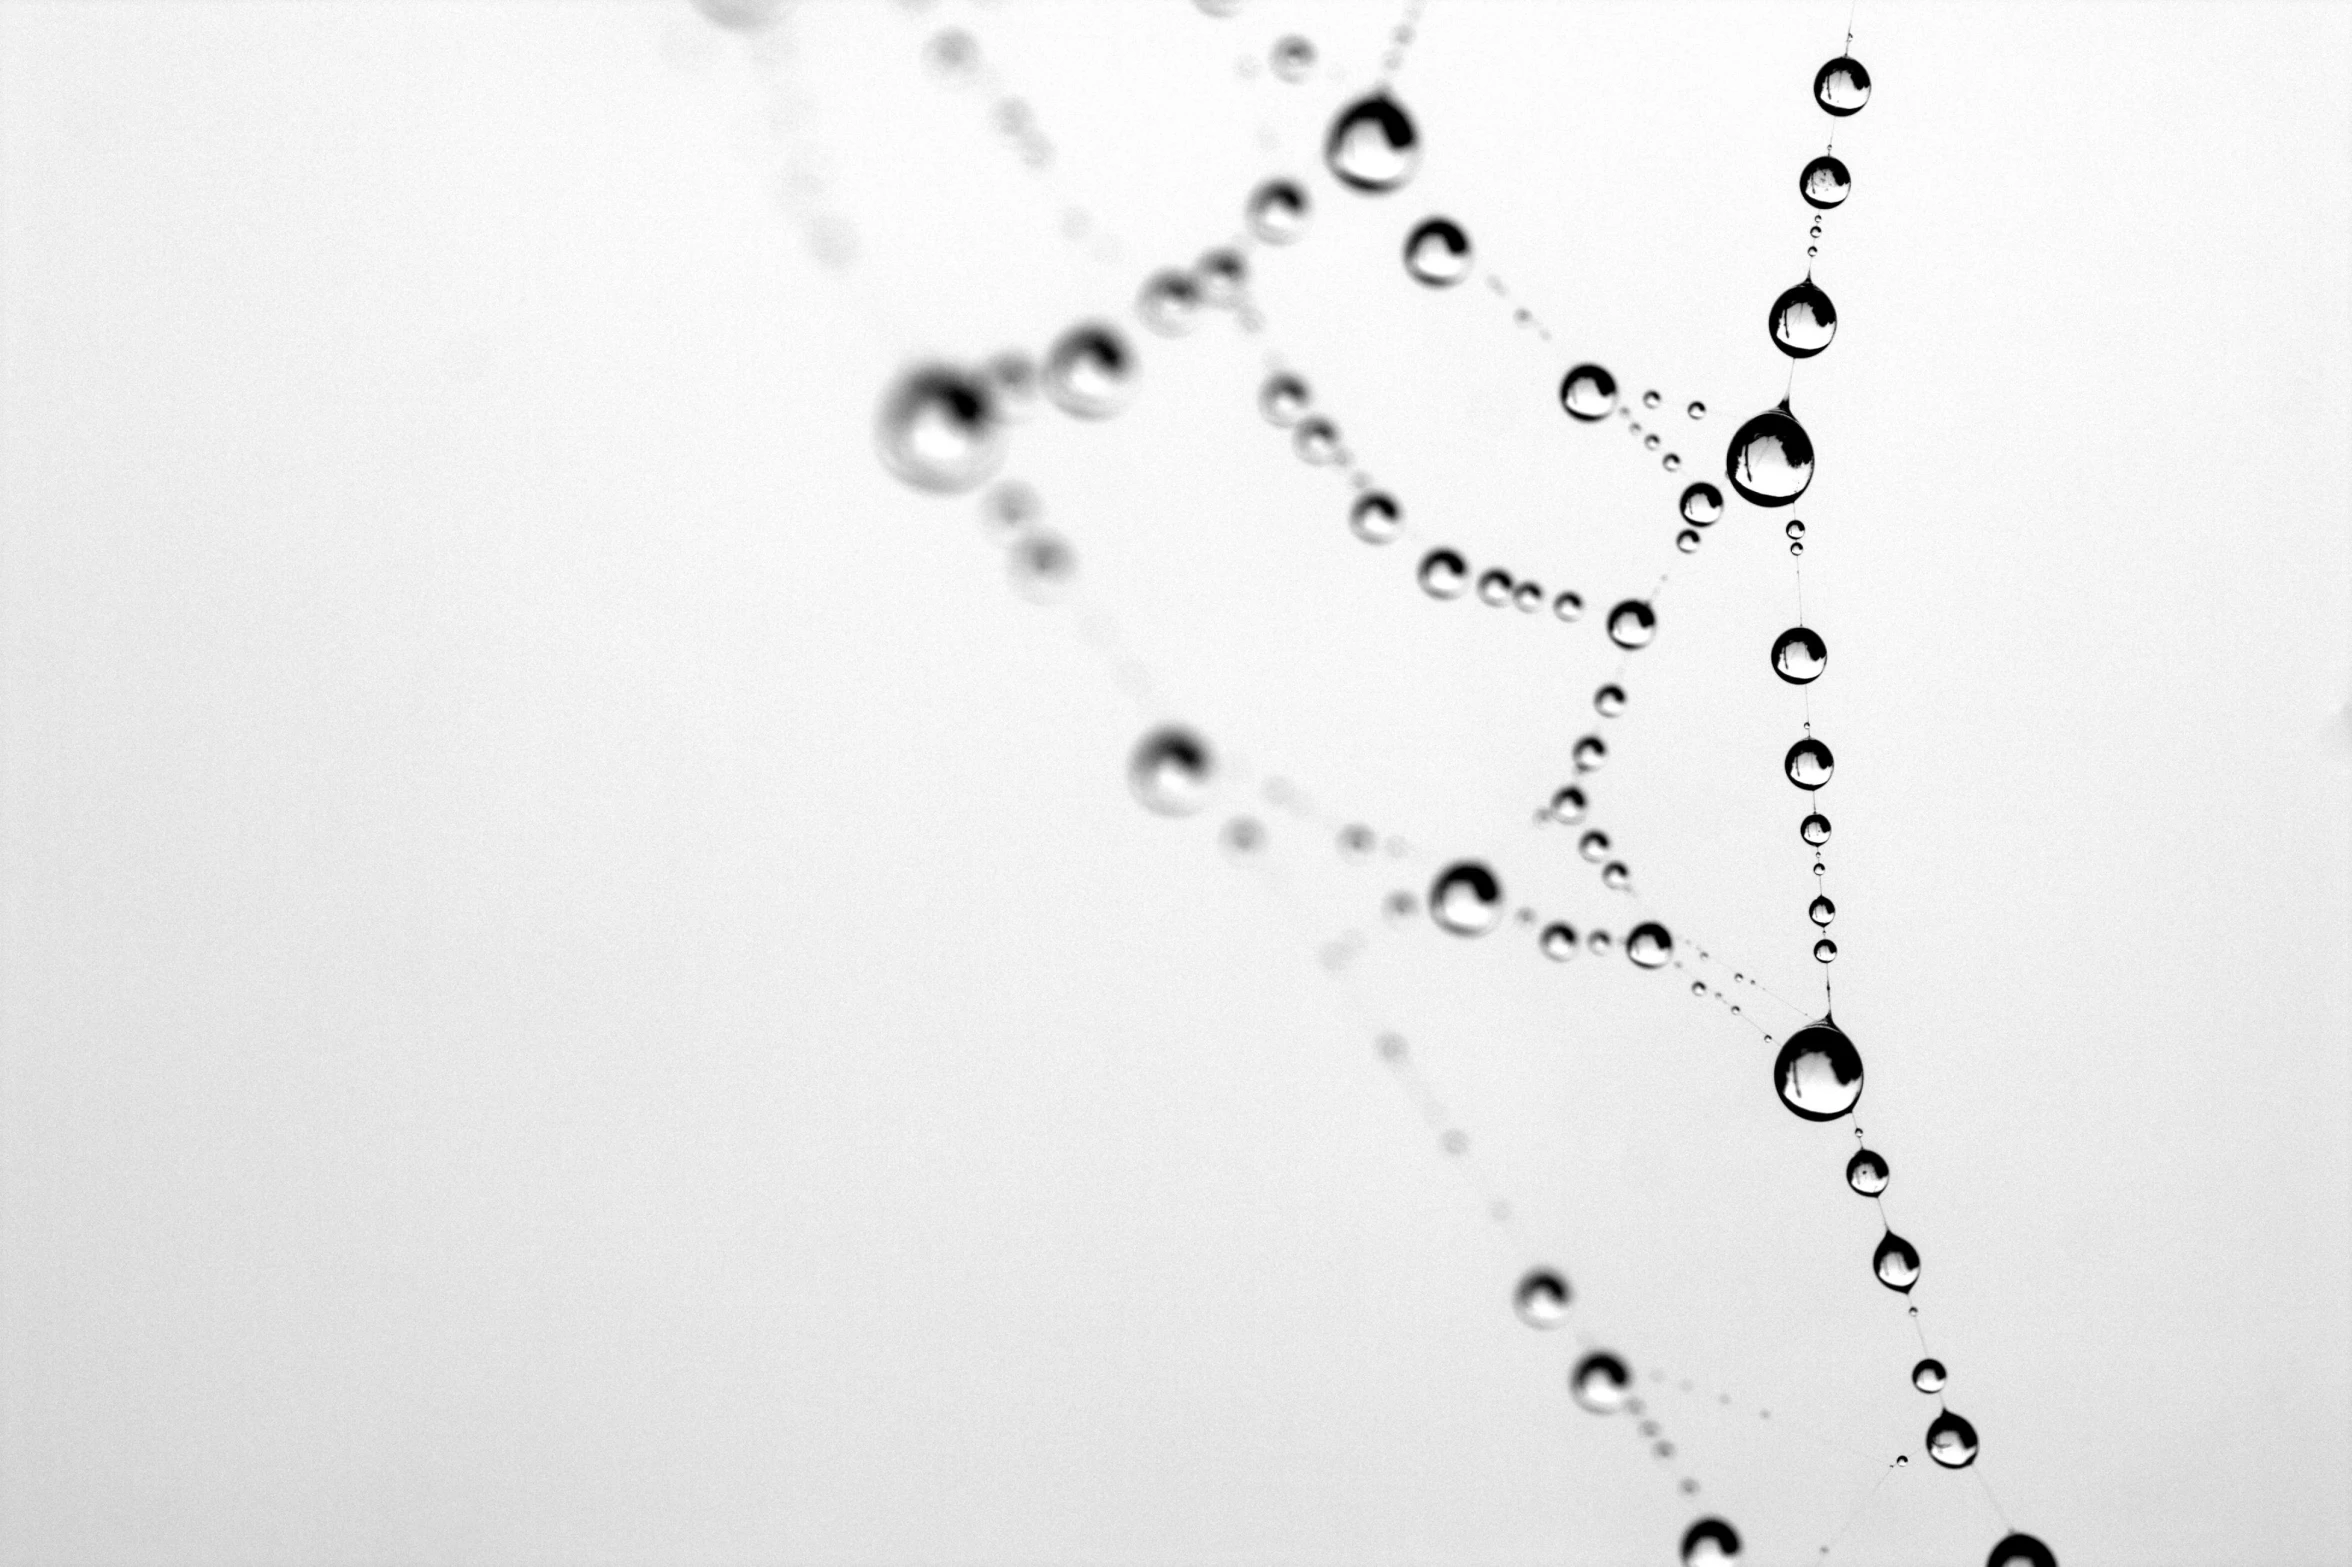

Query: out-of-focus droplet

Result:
[1270,33,1316,80]
[1513,582,1542,612]
[1925,1410,1978,1468]
[1043,322,1139,418]
[1295,417,1341,464]
[1351,492,1402,544]
[1195,248,1248,305]
[1644,433,1662,450]
[1338,824,1375,857]
[1774,1019,1864,1120]
[1785,737,1835,790]
[1560,364,1619,422]
[1875,1232,1922,1292]
[1430,861,1505,935]
[1573,735,1608,772]
[1725,401,1815,506]
[1627,923,1673,968]
[1129,727,1214,815]
[1676,529,1701,553]
[1808,895,1836,927]
[1800,812,1832,846]
[877,364,1005,493]
[982,481,1039,534]
[1814,937,1838,963]
[1608,599,1658,649]
[1815,55,1872,116]
[1595,684,1627,717]
[1642,389,1662,409]
[1663,452,1683,471]
[925,27,979,77]
[1680,482,1725,526]
[1681,1518,1743,1565]
[1587,928,1614,954]
[1008,531,1076,600]
[1403,218,1474,287]
[1325,92,1421,192]
[1419,548,1468,599]
[1261,373,1310,425]
[1222,816,1264,853]
[1985,1534,2058,1567]
[1913,1358,1947,1393]
[1477,568,1514,605]
[1514,1269,1573,1327]
[1247,178,1312,243]
[982,351,1041,423]
[1579,830,1611,862]
[693,0,785,30]
[1137,269,1201,336]
[1571,1351,1632,1414]
[1847,1148,1889,1195]
[1800,154,1853,209]
[1602,861,1631,890]
[1770,280,1839,359]
[1550,785,1587,824]
[1554,591,1585,622]
[1541,922,1579,960]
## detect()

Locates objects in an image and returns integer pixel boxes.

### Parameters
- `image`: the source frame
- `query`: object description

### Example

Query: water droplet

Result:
[1419,548,1469,599]
[1653,1440,1675,1458]
[1553,591,1585,622]
[1725,402,1816,506]
[1594,684,1627,717]
[1376,1032,1408,1062]
[1384,890,1419,922]
[1815,55,1872,117]
[1691,981,1707,997]
[1895,1454,1910,1467]
[1008,532,1076,600]
[1137,269,1201,336]
[1573,735,1609,772]
[1559,364,1619,422]
[1681,1518,1743,1565]
[1586,928,1615,955]
[1799,154,1852,209]
[1403,217,1474,286]
[1662,452,1682,471]
[1338,824,1376,858]
[1641,389,1662,409]
[1549,786,1588,824]
[1874,1232,1922,1292]
[1814,938,1838,963]
[1680,482,1725,526]
[1579,830,1611,862]
[1043,322,1139,419]
[1477,568,1515,606]
[1270,33,1316,81]
[1348,492,1403,545]
[1540,922,1579,960]
[1786,520,1806,540]
[1514,1269,1573,1328]
[1441,1128,1469,1156]
[1774,1019,1865,1120]
[1790,540,1805,555]
[1688,400,1707,419]
[1194,248,1249,307]
[1847,1148,1889,1195]
[1676,529,1701,553]
[1925,1410,1978,1468]
[693,0,785,30]
[981,352,1041,423]
[1294,417,1342,464]
[1785,738,1835,790]
[1607,599,1658,650]
[1260,373,1310,426]
[877,364,1005,493]
[1513,582,1543,613]
[1246,179,1312,244]
[1129,727,1214,815]
[1808,895,1836,927]
[1985,1534,2058,1567]
[1571,1351,1632,1414]
[925,27,979,76]
[1602,861,1631,890]
[1627,922,1673,968]
[1800,812,1832,846]
[1325,92,1421,192]
[1430,861,1505,936]
[1913,1358,1947,1394]
[1770,281,1840,359]
[1638,1419,1661,1438]
[1222,816,1264,853]
[1644,433,1662,450]
[981,480,1040,534]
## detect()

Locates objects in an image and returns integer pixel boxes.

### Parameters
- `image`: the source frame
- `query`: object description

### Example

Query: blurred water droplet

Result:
[1571,1352,1633,1413]
[1403,217,1474,286]
[1044,323,1139,418]
[1726,403,1816,506]
[1295,417,1342,463]
[1270,33,1316,80]
[1377,1031,1408,1061]
[1682,1518,1743,1565]
[1351,492,1403,544]
[1688,400,1707,419]
[1602,861,1631,890]
[1338,824,1376,858]
[1325,93,1421,192]
[1247,179,1312,243]
[1137,269,1201,336]
[1579,830,1611,862]
[1550,785,1588,824]
[1560,364,1619,422]
[1774,1019,1865,1120]
[1913,1358,1947,1393]
[1786,738,1835,790]
[1514,582,1543,612]
[1847,1148,1889,1195]
[1925,1410,1978,1468]
[1770,281,1839,359]
[1514,1269,1573,1328]
[1419,548,1469,599]
[1477,568,1515,606]
[982,480,1040,534]
[1587,928,1615,955]
[1680,482,1725,526]
[1608,600,1658,649]
[1195,248,1248,306]
[1663,452,1683,471]
[1441,1128,1469,1155]
[693,0,785,30]
[1800,154,1852,209]
[1430,861,1505,935]
[1594,684,1627,717]
[1130,727,1214,815]
[1875,1232,1922,1292]
[1769,628,1829,688]
[1541,922,1579,960]
[1627,923,1674,968]
[1815,55,1872,116]
[1573,735,1609,772]
[1008,532,1076,600]
[925,27,978,76]
[1261,373,1311,425]
[1553,591,1586,622]
[1222,816,1264,853]
[877,364,1005,493]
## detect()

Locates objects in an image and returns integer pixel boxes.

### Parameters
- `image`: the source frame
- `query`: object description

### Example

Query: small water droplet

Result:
[1430,861,1505,936]
[1222,816,1264,853]
[1726,403,1815,506]
[877,364,1005,493]
[1676,529,1701,553]
[1540,922,1579,960]
[1571,1351,1632,1414]
[1925,1410,1978,1468]
[1913,1358,1947,1394]
[1680,482,1725,526]
[1774,1019,1865,1120]
[1645,433,1662,450]
[1653,1440,1675,1458]
[1770,280,1840,359]
[1513,582,1543,613]
[1800,154,1853,209]
[1260,373,1310,425]
[1553,590,1585,622]
[1847,1148,1889,1195]
[1270,33,1316,81]
[1549,785,1588,824]
[1008,532,1076,600]
[1325,93,1421,192]
[1559,364,1619,422]
[1681,1518,1743,1565]
[1586,928,1615,955]
[1785,738,1835,790]
[1641,389,1662,409]
[1800,812,1832,846]
[1043,322,1139,419]
[1808,895,1836,927]
[1477,568,1515,606]
[1137,269,1201,336]
[1573,735,1609,772]
[1440,1128,1469,1156]
[1895,1454,1909,1467]
[1338,824,1376,858]
[1578,830,1611,862]
[1607,599,1658,650]
[1662,452,1682,471]
[1815,55,1872,117]
[981,480,1040,534]
[1403,217,1474,287]
[1418,548,1469,599]
[1246,178,1312,244]
[1602,861,1631,890]
[1514,1269,1573,1328]
[1294,417,1342,464]
[1874,1231,1922,1292]
[1627,922,1673,968]
[1594,684,1627,717]
[1814,938,1838,963]
[1129,727,1214,815]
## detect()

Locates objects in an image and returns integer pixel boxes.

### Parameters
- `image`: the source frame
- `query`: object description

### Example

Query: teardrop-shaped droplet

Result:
[1627,922,1673,968]
[1800,812,1832,846]
[1573,735,1608,772]
[1129,727,1214,816]
[1325,92,1421,192]
[1570,1351,1632,1413]
[1799,154,1852,209]
[1540,922,1579,960]
[1403,217,1473,286]
[1246,178,1312,244]
[1913,1358,1947,1393]
[1350,492,1402,544]
[1874,1231,1922,1292]
[1725,403,1815,506]
[1594,684,1627,717]
[1579,830,1611,863]
[1136,269,1201,336]
[1769,281,1839,359]
[876,364,1005,493]
[1785,738,1836,790]
[1813,937,1838,963]
[1680,482,1724,526]
[1477,568,1514,605]
[1925,1410,1978,1468]
[1559,364,1618,422]
[1772,626,1829,684]
[1681,1518,1743,1566]
[1774,1019,1864,1120]
[1985,1534,2058,1567]
[1607,599,1657,649]
[1043,322,1139,418]
[1430,861,1504,935]
[1270,33,1316,81]
[1419,549,1468,599]
[1260,373,1310,425]
[1514,1268,1572,1328]
[1549,785,1587,823]
[1553,591,1585,622]
[1808,895,1836,927]
[1815,56,1872,116]
[1846,1147,1889,1195]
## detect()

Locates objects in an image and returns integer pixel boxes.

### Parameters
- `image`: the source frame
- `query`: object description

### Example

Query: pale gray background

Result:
[2,2,2348,1564]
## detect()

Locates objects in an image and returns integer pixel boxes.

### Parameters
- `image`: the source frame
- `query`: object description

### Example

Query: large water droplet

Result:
[1137,269,1202,336]
[1913,1358,1947,1393]
[1874,1232,1922,1292]
[1419,548,1468,599]
[1325,93,1421,192]
[1925,1410,1978,1468]
[1681,1518,1743,1565]
[1774,1019,1864,1120]
[876,365,1005,493]
[1847,1147,1889,1195]
[1680,482,1725,526]
[1570,1352,1632,1413]
[1771,626,1829,684]
[1985,1534,2058,1567]
[1808,895,1836,927]
[1725,403,1815,506]
[1130,727,1214,815]
[1559,364,1618,422]
[1403,218,1473,286]
[1769,281,1839,359]
[1246,178,1312,244]
[1608,600,1658,649]
[1785,738,1836,790]
[1799,154,1852,209]
[1514,1269,1573,1327]
[1043,322,1139,418]
[1351,492,1402,544]
[1815,56,1872,116]
[1540,922,1579,960]
[1430,861,1505,935]
[1800,811,1832,846]
[1627,922,1673,968]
